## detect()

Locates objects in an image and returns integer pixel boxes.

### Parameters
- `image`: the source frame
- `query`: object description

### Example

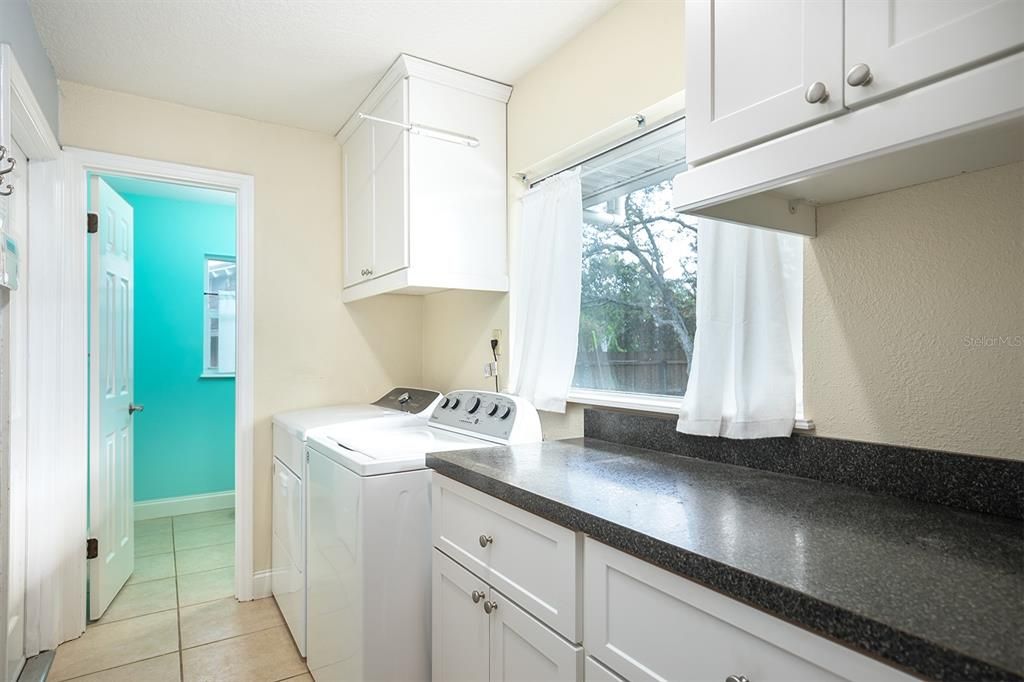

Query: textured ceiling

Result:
[30,0,616,134]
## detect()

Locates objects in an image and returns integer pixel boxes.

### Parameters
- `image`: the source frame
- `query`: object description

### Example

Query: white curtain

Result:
[677,219,803,438]
[218,292,237,374]
[507,168,583,413]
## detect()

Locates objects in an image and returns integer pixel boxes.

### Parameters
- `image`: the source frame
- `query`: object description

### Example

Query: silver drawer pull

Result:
[804,81,829,104]
[471,590,485,604]
[846,63,873,87]
[478,534,493,548]
[483,600,498,614]
[726,676,750,682]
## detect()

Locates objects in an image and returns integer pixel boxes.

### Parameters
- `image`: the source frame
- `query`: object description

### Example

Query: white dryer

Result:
[270,388,441,656]
[305,390,541,682]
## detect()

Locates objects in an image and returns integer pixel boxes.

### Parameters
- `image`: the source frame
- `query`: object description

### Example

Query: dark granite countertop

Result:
[426,438,1024,682]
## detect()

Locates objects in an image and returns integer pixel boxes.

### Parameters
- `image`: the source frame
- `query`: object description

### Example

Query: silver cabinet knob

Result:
[846,63,873,87]
[129,403,145,415]
[725,676,750,682]
[478,534,493,548]
[804,81,829,104]
[471,590,485,603]
[483,600,498,614]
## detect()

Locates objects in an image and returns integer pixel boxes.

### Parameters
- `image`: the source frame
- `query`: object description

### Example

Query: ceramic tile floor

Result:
[50,509,310,682]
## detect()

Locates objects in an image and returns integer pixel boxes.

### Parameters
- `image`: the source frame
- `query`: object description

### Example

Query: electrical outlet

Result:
[491,329,502,357]
[484,361,498,377]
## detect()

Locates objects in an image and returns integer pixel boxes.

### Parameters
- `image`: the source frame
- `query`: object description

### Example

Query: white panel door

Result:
[370,78,409,279]
[432,550,490,682]
[342,120,373,287]
[488,589,582,682]
[686,0,844,164]
[88,177,135,621]
[2,140,28,682]
[845,0,1024,107]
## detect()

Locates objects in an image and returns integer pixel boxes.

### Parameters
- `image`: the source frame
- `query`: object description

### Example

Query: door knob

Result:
[804,81,829,104]
[725,676,750,682]
[846,63,873,87]
[483,600,498,614]
[471,590,485,604]
[129,403,145,415]
[478,534,493,548]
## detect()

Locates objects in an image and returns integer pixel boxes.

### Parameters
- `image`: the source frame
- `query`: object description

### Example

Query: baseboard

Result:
[252,569,273,599]
[134,490,235,521]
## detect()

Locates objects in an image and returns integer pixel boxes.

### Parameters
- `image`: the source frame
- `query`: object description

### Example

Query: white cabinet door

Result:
[342,119,373,287]
[370,79,409,279]
[433,550,490,682]
[845,0,1024,107]
[489,590,582,682]
[686,0,844,164]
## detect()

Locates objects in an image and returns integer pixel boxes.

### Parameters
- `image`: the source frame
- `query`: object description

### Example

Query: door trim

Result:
[1,43,65,672]
[64,147,257,604]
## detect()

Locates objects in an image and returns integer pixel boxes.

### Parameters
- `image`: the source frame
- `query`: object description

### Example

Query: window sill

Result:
[567,388,682,415]
[567,388,816,433]
[200,372,235,379]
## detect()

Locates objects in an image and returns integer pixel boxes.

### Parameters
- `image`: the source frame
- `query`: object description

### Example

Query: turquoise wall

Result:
[127,192,236,502]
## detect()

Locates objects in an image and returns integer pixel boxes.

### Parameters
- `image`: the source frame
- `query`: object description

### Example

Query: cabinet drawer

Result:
[433,476,581,641]
[584,539,914,682]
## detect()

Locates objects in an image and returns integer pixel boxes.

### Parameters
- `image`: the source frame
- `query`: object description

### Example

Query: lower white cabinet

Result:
[583,539,914,682]
[433,549,583,682]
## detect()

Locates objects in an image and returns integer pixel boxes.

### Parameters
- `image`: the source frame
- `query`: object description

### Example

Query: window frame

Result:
[202,254,237,379]
[569,119,694,405]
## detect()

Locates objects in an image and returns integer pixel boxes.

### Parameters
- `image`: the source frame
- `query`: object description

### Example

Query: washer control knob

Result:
[440,397,450,409]
[468,397,481,414]
[450,398,461,410]
[500,407,512,420]
[487,403,499,417]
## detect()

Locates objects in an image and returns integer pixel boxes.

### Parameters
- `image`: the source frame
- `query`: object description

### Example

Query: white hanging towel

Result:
[218,292,237,374]
[507,168,583,413]
[677,219,803,438]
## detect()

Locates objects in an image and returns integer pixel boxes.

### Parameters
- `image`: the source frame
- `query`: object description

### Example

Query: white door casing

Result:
[844,0,1024,107]
[3,140,28,682]
[685,0,845,164]
[87,177,134,621]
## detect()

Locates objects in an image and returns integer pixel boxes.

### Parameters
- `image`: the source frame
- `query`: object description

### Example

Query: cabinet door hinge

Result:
[87,213,98,234]
[86,537,98,559]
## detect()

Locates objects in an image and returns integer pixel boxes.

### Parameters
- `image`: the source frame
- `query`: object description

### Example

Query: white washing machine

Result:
[305,390,542,682]
[271,388,442,656]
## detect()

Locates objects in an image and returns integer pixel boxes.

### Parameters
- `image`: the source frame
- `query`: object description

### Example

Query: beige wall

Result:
[423,1,1022,459]
[60,81,425,572]
[806,162,1023,459]
[422,0,687,439]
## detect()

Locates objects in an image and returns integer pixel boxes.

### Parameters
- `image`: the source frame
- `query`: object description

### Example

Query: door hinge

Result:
[86,537,98,560]
[87,213,98,234]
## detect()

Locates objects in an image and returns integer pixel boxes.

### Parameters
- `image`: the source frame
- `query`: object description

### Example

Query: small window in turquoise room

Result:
[203,256,237,377]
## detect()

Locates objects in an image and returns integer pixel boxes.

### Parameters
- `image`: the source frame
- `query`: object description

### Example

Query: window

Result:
[571,120,693,401]
[203,256,236,377]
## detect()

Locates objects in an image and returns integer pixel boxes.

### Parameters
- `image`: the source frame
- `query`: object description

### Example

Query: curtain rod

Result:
[357,113,480,148]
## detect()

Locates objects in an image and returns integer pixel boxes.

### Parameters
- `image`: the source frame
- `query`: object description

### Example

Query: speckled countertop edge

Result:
[426,448,1023,682]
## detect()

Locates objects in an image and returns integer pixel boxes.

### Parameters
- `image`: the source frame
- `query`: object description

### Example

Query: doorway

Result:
[87,174,239,621]
[1,139,29,682]
[63,148,257,630]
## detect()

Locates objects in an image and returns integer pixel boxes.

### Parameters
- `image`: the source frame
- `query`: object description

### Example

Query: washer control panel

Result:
[429,390,519,441]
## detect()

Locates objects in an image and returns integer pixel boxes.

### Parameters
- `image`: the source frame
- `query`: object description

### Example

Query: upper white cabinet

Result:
[675,0,1024,235]
[685,0,844,164]
[844,0,1024,107]
[337,55,512,302]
